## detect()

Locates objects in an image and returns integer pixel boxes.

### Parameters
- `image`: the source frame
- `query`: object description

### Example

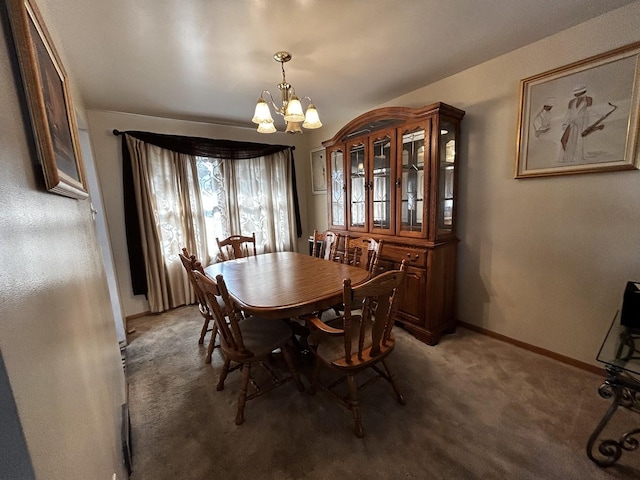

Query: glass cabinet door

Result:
[437,120,456,236]
[348,141,368,232]
[397,123,429,237]
[369,130,395,235]
[327,146,345,229]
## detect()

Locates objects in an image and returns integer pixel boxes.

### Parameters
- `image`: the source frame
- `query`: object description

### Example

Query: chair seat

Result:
[312,317,395,367]
[239,317,294,357]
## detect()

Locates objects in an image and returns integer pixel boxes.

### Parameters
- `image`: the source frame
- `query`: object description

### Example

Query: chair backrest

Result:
[193,270,251,360]
[178,248,211,314]
[345,236,381,272]
[342,236,365,268]
[328,233,347,263]
[364,238,380,274]
[367,238,384,276]
[332,235,377,270]
[216,233,257,261]
[340,260,407,364]
[312,229,336,260]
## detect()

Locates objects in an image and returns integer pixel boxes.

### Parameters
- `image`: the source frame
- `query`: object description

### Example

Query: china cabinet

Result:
[322,103,465,345]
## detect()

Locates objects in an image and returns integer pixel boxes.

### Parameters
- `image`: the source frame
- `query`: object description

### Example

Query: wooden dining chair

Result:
[328,234,369,267]
[179,248,219,360]
[216,233,257,261]
[365,238,384,276]
[311,233,350,320]
[193,270,305,425]
[327,233,346,263]
[324,236,379,319]
[342,236,367,268]
[311,229,336,260]
[363,238,380,274]
[306,260,407,437]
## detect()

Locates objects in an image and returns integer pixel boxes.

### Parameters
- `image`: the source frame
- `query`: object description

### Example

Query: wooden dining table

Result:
[203,251,370,319]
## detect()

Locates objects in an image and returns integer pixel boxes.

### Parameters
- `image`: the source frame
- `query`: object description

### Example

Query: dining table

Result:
[203,251,371,319]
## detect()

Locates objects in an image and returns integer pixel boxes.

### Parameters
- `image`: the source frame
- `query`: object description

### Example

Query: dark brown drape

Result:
[116,130,302,296]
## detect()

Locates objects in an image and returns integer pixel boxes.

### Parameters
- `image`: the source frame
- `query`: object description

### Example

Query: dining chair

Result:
[365,238,386,276]
[328,234,369,267]
[342,236,364,267]
[193,270,305,425]
[310,233,349,320]
[216,233,257,261]
[327,233,346,263]
[306,260,408,437]
[332,236,384,318]
[311,229,336,260]
[178,248,219,360]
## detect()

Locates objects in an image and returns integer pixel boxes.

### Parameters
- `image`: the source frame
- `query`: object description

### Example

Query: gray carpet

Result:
[125,306,640,479]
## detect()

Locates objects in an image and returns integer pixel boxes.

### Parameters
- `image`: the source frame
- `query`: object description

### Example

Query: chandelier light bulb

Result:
[257,121,276,134]
[284,94,305,122]
[302,103,322,129]
[252,97,274,124]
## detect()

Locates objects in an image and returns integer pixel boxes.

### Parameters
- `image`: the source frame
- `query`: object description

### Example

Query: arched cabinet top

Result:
[321,103,465,148]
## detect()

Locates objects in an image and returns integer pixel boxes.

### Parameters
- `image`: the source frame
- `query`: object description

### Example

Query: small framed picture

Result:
[515,41,640,178]
[310,147,327,194]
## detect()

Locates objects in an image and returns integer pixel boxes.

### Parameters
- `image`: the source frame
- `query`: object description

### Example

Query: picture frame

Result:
[310,146,327,194]
[515,41,640,179]
[7,0,88,199]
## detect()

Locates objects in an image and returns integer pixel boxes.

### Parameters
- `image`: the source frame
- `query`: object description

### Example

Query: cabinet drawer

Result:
[379,244,427,268]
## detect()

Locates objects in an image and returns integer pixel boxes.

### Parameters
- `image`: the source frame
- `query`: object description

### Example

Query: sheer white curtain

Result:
[126,135,209,312]
[125,134,298,312]
[197,149,298,263]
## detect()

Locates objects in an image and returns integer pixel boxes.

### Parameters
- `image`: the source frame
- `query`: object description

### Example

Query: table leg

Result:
[587,367,640,467]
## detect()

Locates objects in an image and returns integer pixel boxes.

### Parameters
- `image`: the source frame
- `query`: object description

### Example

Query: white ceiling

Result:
[42,0,635,129]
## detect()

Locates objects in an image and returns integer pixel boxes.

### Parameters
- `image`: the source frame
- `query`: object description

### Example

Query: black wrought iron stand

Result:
[586,366,640,466]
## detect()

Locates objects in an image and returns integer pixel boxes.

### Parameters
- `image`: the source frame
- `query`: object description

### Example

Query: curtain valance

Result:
[113,129,294,159]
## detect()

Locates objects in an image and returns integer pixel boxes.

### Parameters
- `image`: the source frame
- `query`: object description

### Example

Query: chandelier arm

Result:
[261,90,284,118]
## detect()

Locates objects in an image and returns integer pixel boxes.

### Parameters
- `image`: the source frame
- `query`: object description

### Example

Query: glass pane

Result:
[400,129,425,232]
[350,144,366,228]
[371,135,392,229]
[438,121,455,230]
[330,150,345,226]
[597,310,640,375]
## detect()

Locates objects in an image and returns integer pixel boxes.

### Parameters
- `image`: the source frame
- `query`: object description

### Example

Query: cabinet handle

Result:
[395,179,402,187]
[406,253,419,262]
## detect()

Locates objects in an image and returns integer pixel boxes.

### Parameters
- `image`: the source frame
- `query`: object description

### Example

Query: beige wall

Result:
[308,2,640,366]
[86,110,313,317]
[0,2,126,479]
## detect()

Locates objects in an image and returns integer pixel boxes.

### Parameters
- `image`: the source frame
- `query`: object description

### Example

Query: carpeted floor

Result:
[125,306,640,479]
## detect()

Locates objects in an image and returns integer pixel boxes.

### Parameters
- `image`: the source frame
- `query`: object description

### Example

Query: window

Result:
[196,150,296,262]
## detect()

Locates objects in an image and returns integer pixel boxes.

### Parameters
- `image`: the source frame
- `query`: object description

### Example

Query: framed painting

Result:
[310,146,327,194]
[515,41,640,178]
[7,0,88,199]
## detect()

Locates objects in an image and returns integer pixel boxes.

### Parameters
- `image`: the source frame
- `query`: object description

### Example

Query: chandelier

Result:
[251,51,322,134]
